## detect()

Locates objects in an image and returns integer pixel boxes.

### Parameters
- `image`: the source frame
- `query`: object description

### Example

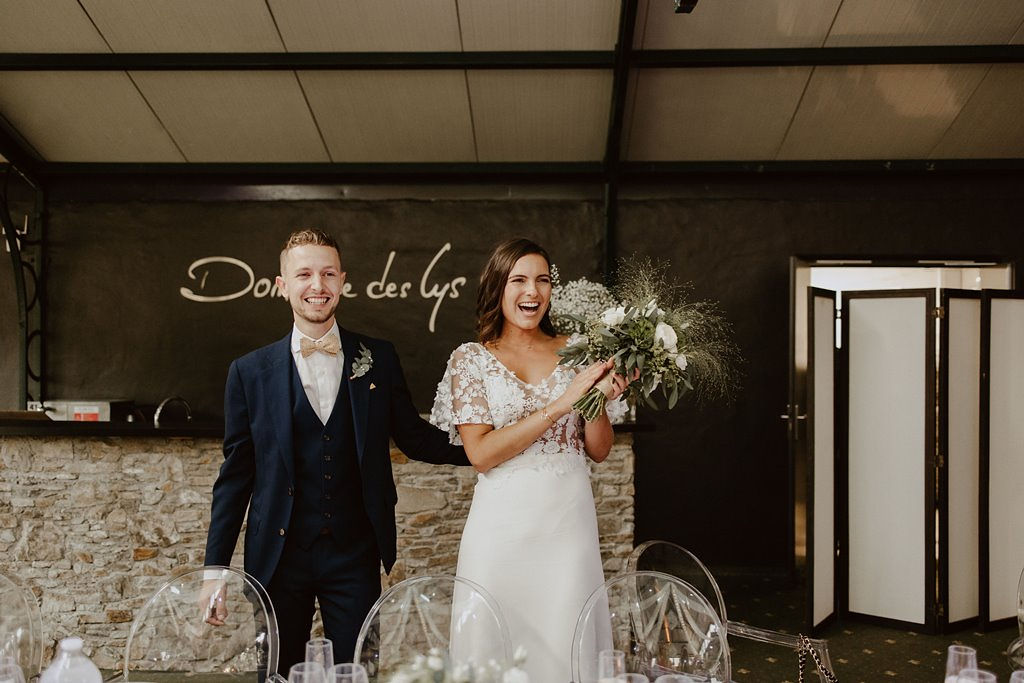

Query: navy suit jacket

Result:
[204,327,467,588]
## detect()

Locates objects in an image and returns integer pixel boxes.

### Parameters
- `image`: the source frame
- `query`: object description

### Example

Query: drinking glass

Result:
[306,638,335,672]
[329,663,369,683]
[1009,671,1024,683]
[289,661,327,683]
[655,676,696,683]
[946,645,978,682]
[617,675,650,682]
[598,649,626,681]
[956,670,997,683]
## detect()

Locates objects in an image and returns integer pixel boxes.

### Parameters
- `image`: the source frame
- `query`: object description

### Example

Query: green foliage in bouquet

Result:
[558,257,740,421]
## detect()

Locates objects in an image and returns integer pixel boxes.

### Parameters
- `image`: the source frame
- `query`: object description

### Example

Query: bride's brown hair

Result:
[476,238,557,344]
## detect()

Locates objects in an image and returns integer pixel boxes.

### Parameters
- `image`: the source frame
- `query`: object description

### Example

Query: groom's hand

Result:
[199,579,228,626]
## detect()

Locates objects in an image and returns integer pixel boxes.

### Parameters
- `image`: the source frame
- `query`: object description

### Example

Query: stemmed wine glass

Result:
[598,649,626,681]
[329,663,369,683]
[945,645,978,682]
[288,661,327,683]
[956,670,996,683]
[306,638,335,673]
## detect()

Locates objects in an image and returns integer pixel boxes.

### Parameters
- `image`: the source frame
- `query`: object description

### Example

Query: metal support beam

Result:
[1,170,34,407]
[602,0,639,283]
[0,115,43,187]
[0,51,614,71]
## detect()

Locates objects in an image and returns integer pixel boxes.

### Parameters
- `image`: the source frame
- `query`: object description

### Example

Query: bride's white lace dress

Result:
[431,341,608,682]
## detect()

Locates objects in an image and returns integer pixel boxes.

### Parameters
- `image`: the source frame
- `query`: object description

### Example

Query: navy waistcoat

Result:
[290,362,375,551]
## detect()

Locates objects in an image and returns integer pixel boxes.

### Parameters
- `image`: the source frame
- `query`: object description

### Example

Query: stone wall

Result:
[0,433,634,669]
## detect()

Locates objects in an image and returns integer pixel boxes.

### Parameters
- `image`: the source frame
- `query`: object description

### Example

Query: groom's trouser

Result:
[268,532,382,674]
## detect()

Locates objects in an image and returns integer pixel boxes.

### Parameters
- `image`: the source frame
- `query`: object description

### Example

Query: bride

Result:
[431,238,631,681]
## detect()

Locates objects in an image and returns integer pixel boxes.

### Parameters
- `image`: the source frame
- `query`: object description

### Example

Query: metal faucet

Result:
[154,396,193,428]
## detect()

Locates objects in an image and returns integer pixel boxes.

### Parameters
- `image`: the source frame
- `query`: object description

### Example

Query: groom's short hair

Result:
[279,229,340,273]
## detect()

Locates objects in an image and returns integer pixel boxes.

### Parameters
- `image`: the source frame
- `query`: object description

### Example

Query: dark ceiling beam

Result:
[0,51,614,71]
[3,45,1024,72]
[38,161,607,183]
[620,159,1024,174]
[633,44,1024,68]
[0,116,43,187]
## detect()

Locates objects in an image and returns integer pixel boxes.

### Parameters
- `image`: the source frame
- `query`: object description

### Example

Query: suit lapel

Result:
[264,334,295,482]
[340,327,369,463]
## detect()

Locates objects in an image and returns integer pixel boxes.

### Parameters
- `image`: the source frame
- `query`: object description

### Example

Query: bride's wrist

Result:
[546,400,571,420]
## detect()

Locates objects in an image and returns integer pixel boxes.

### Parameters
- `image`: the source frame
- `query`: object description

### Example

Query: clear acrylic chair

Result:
[353,574,512,683]
[627,540,834,681]
[0,571,43,677]
[122,565,278,680]
[1008,564,1024,669]
[571,570,731,683]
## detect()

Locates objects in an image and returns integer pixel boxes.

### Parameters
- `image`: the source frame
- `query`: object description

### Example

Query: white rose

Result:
[675,353,688,371]
[601,306,626,327]
[654,322,678,351]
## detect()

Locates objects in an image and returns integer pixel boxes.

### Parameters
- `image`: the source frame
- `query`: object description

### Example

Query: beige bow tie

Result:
[299,334,340,358]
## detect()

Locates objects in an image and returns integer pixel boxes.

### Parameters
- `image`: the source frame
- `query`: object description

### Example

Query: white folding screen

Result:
[808,288,836,630]
[940,291,981,628]
[981,292,1024,627]
[842,290,935,629]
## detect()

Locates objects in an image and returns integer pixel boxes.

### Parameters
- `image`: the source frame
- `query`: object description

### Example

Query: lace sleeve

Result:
[430,344,493,445]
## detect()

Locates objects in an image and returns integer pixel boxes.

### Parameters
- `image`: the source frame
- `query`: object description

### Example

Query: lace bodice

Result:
[430,341,589,482]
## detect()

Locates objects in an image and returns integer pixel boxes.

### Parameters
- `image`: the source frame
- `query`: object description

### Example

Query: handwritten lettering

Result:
[420,243,467,333]
[180,245,466,332]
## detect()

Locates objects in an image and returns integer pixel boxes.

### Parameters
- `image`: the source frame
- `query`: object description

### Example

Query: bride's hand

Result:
[551,359,613,413]
[603,368,639,401]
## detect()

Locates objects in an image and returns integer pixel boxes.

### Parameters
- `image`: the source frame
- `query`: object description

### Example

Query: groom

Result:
[202,229,468,672]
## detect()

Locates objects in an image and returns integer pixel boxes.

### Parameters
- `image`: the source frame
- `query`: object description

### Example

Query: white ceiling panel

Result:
[129,72,329,162]
[778,64,990,160]
[299,71,475,162]
[0,72,182,161]
[931,65,1024,158]
[1012,22,1024,44]
[268,0,461,52]
[635,0,841,49]
[80,0,284,52]
[468,70,612,161]
[459,0,619,51]
[827,0,1024,46]
[626,67,812,161]
[0,0,110,52]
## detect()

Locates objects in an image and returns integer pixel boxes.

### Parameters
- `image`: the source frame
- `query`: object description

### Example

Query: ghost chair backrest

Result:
[122,566,278,681]
[629,540,835,682]
[571,570,731,683]
[0,572,43,677]
[1009,564,1024,670]
[626,540,727,626]
[353,574,512,682]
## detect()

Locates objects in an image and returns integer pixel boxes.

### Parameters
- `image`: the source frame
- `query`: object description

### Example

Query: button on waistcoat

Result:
[290,362,374,550]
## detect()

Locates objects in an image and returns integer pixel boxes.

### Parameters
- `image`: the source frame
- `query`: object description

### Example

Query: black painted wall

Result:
[2,173,1022,568]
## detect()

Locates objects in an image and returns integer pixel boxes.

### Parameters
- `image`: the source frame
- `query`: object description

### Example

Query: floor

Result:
[719,572,1020,683]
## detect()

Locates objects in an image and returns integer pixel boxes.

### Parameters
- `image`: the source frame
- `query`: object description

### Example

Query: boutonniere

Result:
[350,342,373,380]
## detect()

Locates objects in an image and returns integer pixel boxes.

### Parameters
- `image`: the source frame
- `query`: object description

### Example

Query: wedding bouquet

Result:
[558,258,739,421]
[386,647,529,683]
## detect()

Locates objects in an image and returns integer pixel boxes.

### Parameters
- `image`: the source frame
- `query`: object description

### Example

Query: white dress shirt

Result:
[291,322,345,424]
